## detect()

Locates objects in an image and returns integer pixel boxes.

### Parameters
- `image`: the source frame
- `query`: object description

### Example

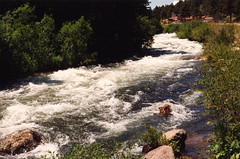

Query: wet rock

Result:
[163,129,187,152]
[0,129,42,155]
[143,145,175,159]
[158,104,172,116]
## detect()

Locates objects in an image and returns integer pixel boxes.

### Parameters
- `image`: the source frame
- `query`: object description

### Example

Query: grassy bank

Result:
[170,21,240,158]
[199,25,240,159]
[165,21,240,158]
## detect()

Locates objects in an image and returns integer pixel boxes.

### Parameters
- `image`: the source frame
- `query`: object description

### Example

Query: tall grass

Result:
[199,25,240,158]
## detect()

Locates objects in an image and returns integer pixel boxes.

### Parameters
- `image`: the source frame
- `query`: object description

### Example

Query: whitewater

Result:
[0,33,203,158]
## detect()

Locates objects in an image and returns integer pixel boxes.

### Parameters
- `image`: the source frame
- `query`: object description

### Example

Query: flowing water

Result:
[0,33,204,158]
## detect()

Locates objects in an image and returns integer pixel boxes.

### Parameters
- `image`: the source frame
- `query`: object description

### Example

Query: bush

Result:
[163,24,180,33]
[150,17,163,34]
[199,25,240,159]
[141,125,180,155]
[176,21,210,42]
[135,16,156,48]
[43,142,140,159]
[0,4,57,74]
[0,4,38,73]
[191,24,210,42]
[58,16,96,67]
[0,3,97,81]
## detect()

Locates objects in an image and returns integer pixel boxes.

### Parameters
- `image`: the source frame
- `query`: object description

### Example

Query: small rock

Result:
[163,129,187,152]
[143,145,175,159]
[0,129,42,155]
[158,104,172,116]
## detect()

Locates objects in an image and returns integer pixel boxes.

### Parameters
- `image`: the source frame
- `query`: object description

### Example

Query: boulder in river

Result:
[0,129,42,155]
[163,129,187,152]
[143,145,175,159]
[158,104,172,116]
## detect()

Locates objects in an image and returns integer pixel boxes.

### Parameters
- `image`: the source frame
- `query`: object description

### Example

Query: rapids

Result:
[0,33,203,158]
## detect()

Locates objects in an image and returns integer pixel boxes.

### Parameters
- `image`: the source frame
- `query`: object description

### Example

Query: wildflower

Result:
[206,105,211,108]
[207,121,211,125]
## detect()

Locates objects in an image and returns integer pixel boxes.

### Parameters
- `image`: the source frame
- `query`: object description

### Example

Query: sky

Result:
[149,0,179,9]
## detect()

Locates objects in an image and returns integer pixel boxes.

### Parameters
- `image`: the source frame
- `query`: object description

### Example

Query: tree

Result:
[58,16,95,67]
[218,0,234,22]
[233,0,240,21]
[0,4,38,73]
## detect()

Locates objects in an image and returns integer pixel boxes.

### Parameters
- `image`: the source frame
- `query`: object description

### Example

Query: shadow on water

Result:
[0,74,63,91]
[141,48,188,57]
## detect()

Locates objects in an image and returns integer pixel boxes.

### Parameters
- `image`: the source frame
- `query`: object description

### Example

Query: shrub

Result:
[141,125,180,155]
[0,4,57,74]
[135,16,156,48]
[58,16,96,67]
[176,21,210,42]
[199,25,240,159]
[163,24,180,33]
[0,4,38,73]
[43,141,140,159]
[150,17,163,34]
[192,24,210,42]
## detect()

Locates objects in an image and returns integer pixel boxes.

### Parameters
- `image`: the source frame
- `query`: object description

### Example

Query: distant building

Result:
[165,15,214,23]
[168,16,180,23]
[203,16,214,22]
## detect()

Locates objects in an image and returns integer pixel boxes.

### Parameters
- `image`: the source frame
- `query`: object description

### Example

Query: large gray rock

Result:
[143,145,175,159]
[0,129,42,155]
[163,129,187,152]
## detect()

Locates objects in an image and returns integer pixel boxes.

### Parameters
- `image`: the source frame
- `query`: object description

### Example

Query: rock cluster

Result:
[143,129,187,159]
[0,129,42,155]
[163,129,187,152]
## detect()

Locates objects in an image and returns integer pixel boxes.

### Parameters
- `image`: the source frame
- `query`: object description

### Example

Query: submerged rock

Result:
[163,129,187,152]
[143,145,175,159]
[0,129,42,155]
[158,104,172,116]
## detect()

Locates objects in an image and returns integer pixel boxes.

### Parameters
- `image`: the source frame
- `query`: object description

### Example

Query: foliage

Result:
[135,16,156,48]
[176,21,210,42]
[0,4,58,75]
[199,25,240,158]
[163,24,180,33]
[150,0,240,22]
[0,3,96,82]
[0,1,156,82]
[0,4,38,74]
[150,17,163,34]
[42,141,140,159]
[58,17,96,67]
[141,125,180,155]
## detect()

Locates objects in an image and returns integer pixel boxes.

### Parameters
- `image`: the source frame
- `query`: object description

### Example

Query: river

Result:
[0,33,204,158]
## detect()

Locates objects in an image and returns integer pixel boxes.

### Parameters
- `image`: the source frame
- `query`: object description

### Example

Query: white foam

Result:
[0,33,202,157]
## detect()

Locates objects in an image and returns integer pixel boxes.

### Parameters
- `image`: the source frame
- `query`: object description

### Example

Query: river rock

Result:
[163,129,187,152]
[158,104,172,116]
[0,129,42,155]
[143,145,175,159]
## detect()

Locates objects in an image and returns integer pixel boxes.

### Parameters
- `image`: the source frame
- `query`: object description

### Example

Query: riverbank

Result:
[0,33,204,158]
[178,21,240,158]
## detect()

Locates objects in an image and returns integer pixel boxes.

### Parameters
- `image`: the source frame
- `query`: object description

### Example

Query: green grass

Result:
[198,24,240,159]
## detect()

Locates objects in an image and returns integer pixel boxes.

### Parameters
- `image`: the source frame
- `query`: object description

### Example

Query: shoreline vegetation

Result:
[0,1,240,159]
[50,22,240,159]
[164,21,240,158]
[0,0,160,84]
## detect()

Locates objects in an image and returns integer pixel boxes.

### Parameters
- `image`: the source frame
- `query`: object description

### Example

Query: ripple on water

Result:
[0,33,203,158]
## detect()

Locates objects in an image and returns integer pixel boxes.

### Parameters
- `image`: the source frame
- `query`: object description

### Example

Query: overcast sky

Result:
[149,0,179,9]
